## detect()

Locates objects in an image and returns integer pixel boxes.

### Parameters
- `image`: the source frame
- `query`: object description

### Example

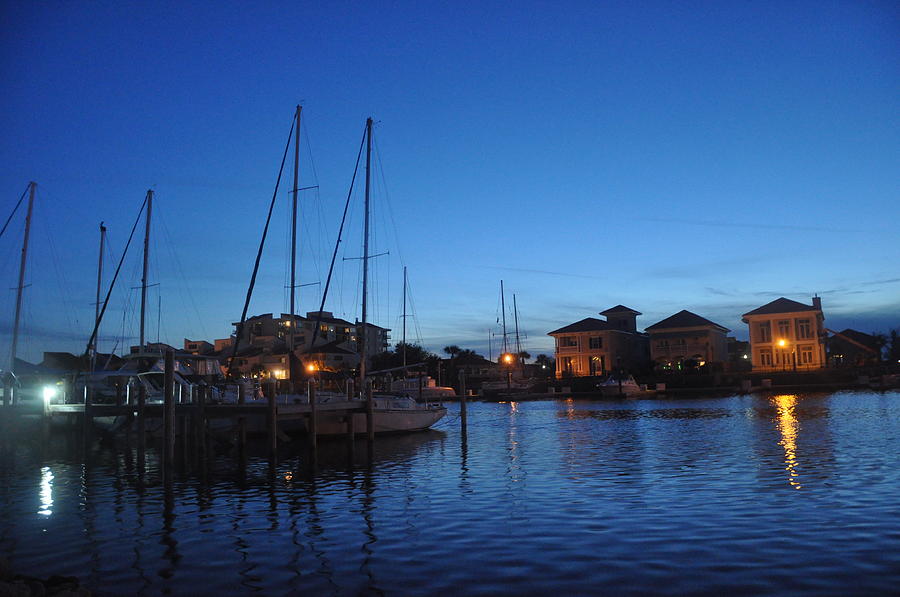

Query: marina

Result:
[2,390,899,595]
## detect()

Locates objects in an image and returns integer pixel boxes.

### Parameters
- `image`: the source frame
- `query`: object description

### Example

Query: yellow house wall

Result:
[744,310,826,371]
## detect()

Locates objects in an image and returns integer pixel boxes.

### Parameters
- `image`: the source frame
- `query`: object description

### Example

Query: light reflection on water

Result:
[1,390,899,596]
[37,467,53,516]
[774,394,802,489]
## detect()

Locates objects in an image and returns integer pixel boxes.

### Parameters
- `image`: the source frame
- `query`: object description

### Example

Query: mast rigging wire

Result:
[308,124,367,351]
[0,185,31,241]
[227,116,296,375]
[83,196,148,363]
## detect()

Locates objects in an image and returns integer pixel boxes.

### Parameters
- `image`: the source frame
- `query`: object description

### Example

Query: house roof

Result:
[302,340,356,355]
[548,317,612,335]
[599,305,642,316]
[646,310,730,332]
[833,329,880,350]
[742,297,818,317]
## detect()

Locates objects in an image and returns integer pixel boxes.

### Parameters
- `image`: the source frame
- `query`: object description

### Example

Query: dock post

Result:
[347,378,354,400]
[115,382,124,407]
[308,380,317,449]
[460,371,467,434]
[163,349,175,470]
[41,383,51,437]
[82,383,93,446]
[346,409,355,449]
[196,385,207,461]
[267,388,277,458]
[237,379,246,454]
[366,382,374,442]
[418,373,424,402]
[136,383,146,472]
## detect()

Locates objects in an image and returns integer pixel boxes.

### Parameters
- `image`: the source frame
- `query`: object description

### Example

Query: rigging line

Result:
[228,115,296,374]
[372,134,406,268]
[40,212,79,339]
[83,195,147,364]
[308,124,367,351]
[0,184,30,241]
[157,205,209,342]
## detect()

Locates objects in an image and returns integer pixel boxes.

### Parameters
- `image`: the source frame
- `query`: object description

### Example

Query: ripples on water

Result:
[2,391,899,595]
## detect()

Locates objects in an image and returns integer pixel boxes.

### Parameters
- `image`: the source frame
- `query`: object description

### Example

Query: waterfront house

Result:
[741,297,827,371]
[645,310,730,370]
[548,305,649,378]
[828,328,882,366]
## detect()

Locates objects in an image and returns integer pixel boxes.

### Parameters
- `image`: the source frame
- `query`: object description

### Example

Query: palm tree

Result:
[518,351,531,363]
[443,345,461,359]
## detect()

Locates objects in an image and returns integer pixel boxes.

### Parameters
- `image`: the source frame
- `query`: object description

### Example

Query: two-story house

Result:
[548,305,648,378]
[645,310,729,369]
[741,297,826,371]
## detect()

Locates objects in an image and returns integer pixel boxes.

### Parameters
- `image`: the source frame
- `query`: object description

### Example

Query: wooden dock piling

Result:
[307,380,317,449]
[267,390,277,457]
[163,349,175,466]
[82,384,93,445]
[366,383,374,442]
[459,371,467,433]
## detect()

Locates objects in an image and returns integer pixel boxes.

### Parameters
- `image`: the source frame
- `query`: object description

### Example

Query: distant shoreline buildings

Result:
[548,296,885,379]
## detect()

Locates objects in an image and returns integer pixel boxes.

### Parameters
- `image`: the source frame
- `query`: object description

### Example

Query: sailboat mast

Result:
[402,266,407,368]
[500,280,508,356]
[289,104,302,381]
[91,222,106,370]
[139,189,153,350]
[359,117,373,393]
[10,181,36,374]
[513,293,523,371]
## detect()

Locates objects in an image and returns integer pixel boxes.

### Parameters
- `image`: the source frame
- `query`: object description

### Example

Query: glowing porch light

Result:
[777,339,787,347]
[42,385,57,405]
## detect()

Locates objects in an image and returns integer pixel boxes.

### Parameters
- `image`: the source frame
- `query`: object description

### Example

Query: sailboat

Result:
[231,111,445,434]
[481,281,537,396]
[310,118,445,434]
[388,266,456,401]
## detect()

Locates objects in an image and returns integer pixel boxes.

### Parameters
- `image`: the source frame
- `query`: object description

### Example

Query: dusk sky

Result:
[1,1,897,365]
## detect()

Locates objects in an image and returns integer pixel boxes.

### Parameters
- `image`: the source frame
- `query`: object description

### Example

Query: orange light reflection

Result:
[774,394,802,490]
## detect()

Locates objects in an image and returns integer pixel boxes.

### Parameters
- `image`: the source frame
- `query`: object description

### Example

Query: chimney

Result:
[812,295,822,311]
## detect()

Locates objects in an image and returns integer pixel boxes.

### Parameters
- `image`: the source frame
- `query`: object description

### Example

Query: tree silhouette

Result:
[443,345,461,358]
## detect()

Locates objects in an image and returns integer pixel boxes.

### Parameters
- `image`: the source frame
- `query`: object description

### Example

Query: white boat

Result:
[598,375,651,397]
[304,394,446,436]
[481,377,536,395]
[390,376,456,401]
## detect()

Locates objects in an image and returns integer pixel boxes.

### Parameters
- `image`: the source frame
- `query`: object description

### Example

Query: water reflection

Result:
[38,466,53,516]
[774,394,802,490]
[3,395,897,595]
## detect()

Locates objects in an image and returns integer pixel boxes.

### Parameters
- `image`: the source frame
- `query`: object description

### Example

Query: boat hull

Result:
[308,406,447,436]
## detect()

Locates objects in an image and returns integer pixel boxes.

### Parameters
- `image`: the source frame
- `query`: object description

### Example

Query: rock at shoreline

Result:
[0,559,90,597]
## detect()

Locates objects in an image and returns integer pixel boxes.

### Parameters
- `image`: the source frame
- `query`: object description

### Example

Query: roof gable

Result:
[743,297,818,317]
[646,310,729,332]
[549,317,612,335]
[599,305,642,316]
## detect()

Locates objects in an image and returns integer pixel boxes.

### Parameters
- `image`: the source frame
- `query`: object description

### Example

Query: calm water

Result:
[2,391,899,595]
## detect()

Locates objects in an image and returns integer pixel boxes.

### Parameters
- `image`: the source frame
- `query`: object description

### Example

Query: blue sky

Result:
[1,1,898,364]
